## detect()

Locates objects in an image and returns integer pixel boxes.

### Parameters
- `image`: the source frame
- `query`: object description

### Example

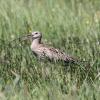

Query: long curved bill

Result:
[21,34,32,41]
[26,34,32,38]
[10,34,32,42]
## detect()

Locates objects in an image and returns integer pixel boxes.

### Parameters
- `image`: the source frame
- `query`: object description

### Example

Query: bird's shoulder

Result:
[38,43,66,55]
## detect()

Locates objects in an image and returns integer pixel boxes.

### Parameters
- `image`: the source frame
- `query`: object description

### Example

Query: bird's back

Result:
[32,44,77,63]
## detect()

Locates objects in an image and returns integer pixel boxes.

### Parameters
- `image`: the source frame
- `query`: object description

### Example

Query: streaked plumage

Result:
[28,31,78,63]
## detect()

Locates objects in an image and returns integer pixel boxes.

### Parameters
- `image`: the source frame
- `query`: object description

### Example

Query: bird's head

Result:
[32,31,42,39]
[27,31,42,40]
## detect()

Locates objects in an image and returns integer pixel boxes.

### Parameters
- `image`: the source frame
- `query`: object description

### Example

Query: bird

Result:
[26,31,78,64]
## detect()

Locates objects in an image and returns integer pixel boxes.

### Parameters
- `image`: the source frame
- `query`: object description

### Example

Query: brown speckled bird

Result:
[27,31,78,63]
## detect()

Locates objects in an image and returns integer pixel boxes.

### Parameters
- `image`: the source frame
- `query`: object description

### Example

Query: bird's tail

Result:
[64,55,89,66]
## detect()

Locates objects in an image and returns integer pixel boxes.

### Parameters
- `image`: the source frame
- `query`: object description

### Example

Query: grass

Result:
[0,0,100,99]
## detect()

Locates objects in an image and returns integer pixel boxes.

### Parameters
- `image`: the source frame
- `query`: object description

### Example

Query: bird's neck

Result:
[31,38,41,50]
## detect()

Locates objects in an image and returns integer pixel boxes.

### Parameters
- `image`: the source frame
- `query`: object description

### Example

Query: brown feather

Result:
[30,31,78,63]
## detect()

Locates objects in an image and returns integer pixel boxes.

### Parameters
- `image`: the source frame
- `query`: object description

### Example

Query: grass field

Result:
[0,0,100,99]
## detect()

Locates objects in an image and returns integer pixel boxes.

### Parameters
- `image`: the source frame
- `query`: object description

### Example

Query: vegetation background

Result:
[0,0,100,99]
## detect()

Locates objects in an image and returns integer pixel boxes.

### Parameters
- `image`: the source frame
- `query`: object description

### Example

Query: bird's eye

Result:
[35,32,38,34]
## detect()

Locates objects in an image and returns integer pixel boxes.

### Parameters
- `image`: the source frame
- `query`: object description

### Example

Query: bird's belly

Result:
[32,49,45,59]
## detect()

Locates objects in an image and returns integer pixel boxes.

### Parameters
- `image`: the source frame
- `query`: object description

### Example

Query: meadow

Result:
[0,0,100,99]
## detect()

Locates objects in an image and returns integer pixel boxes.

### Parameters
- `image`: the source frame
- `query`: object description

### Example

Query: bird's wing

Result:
[36,43,78,63]
[51,47,77,61]
[41,45,77,62]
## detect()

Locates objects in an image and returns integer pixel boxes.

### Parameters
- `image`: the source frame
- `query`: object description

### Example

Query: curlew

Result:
[26,31,78,64]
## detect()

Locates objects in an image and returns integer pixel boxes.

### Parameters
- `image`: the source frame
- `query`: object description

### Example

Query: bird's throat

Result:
[31,38,41,50]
